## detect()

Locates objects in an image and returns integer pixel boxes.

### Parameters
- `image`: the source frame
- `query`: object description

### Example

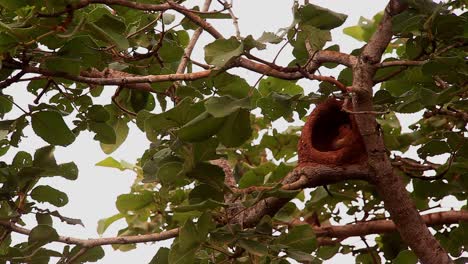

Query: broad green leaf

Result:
[393,250,417,264]
[95,157,132,171]
[177,112,225,142]
[41,162,79,180]
[116,191,153,212]
[100,118,129,154]
[418,140,451,159]
[187,162,225,190]
[31,185,69,207]
[204,96,250,118]
[212,73,251,99]
[217,109,252,147]
[188,184,224,204]
[204,37,243,67]
[175,199,226,212]
[89,121,116,144]
[275,225,317,253]
[29,225,59,245]
[31,111,75,146]
[149,247,169,264]
[343,13,383,42]
[238,239,269,256]
[0,0,28,10]
[97,213,124,235]
[69,246,105,262]
[86,14,129,49]
[259,77,303,96]
[168,242,197,264]
[286,250,315,262]
[0,95,13,116]
[88,105,110,122]
[297,4,347,30]
[257,32,283,44]
[43,57,81,75]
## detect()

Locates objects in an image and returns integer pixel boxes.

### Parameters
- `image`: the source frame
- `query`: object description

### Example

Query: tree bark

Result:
[350,1,453,263]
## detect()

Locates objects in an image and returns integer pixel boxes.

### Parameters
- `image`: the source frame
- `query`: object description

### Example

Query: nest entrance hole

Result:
[311,103,351,152]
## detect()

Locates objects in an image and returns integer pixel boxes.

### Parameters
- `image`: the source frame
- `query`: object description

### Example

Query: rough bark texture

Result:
[350,1,452,263]
[229,164,371,227]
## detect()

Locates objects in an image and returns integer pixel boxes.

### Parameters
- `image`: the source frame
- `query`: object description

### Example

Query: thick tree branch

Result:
[310,210,468,240]
[350,0,452,263]
[3,54,354,90]
[229,164,371,227]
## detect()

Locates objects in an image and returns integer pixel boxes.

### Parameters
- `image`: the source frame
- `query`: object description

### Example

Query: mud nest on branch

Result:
[298,98,367,166]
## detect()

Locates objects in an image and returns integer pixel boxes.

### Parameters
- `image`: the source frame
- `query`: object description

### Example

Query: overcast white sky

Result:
[5,1,458,263]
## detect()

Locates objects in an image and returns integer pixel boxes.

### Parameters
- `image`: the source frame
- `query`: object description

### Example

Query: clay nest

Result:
[298,98,366,166]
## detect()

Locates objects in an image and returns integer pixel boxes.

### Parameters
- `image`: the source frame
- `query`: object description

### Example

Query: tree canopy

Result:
[0,0,467,263]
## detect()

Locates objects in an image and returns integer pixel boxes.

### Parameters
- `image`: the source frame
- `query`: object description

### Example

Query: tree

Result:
[0,0,466,263]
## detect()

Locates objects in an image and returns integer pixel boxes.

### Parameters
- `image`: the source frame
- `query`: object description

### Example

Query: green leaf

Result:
[175,199,226,212]
[212,73,251,98]
[257,92,294,121]
[393,250,417,264]
[168,242,197,264]
[116,191,153,212]
[31,111,75,146]
[89,121,116,144]
[275,225,317,253]
[189,184,224,204]
[243,35,266,51]
[86,14,129,49]
[35,213,53,226]
[43,57,81,75]
[343,13,383,42]
[0,0,28,10]
[217,109,252,147]
[95,157,131,171]
[286,250,315,262]
[297,4,347,30]
[69,246,105,262]
[29,225,59,245]
[204,96,250,118]
[154,161,184,186]
[257,32,283,44]
[31,185,69,207]
[100,118,129,154]
[238,239,269,256]
[41,162,79,180]
[418,140,451,159]
[204,37,243,67]
[87,105,110,122]
[149,247,169,264]
[0,95,13,116]
[33,145,57,167]
[178,112,225,142]
[187,162,225,190]
[259,77,303,96]
[97,213,124,235]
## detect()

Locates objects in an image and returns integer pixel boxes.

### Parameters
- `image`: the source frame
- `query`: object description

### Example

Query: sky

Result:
[4,0,458,263]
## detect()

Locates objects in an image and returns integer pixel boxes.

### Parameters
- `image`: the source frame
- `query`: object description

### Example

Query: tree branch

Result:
[376,60,427,67]
[350,0,453,263]
[310,210,468,240]
[0,220,179,248]
[1,210,465,249]
[228,164,371,227]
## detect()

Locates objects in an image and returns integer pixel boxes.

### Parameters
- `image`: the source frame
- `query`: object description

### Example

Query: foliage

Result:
[0,0,466,263]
